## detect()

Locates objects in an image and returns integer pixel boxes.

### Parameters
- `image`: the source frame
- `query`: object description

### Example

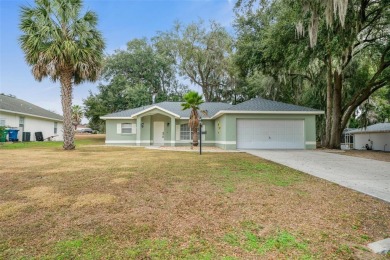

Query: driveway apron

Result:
[243,150,390,203]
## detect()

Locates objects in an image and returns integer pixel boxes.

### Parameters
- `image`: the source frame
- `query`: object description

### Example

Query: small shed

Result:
[347,123,390,151]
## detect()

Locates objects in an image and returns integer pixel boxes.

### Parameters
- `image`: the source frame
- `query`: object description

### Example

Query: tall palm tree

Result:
[19,0,105,150]
[71,105,84,130]
[181,91,204,146]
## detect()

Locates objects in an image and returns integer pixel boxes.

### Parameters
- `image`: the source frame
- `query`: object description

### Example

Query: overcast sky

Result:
[0,0,235,117]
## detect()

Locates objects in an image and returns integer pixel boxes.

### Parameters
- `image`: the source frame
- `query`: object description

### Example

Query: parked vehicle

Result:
[76,128,93,134]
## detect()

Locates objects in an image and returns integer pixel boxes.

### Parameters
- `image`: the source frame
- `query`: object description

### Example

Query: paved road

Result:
[243,150,390,203]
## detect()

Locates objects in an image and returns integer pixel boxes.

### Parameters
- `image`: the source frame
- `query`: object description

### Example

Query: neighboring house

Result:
[0,94,63,141]
[347,123,390,151]
[101,98,324,150]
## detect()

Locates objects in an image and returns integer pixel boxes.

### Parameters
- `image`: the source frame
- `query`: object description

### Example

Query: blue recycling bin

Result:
[8,129,19,142]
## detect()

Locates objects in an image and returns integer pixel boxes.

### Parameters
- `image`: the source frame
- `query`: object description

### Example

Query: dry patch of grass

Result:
[111,178,129,184]
[72,193,117,208]
[0,139,389,259]
[18,186,71,208]
[0,202,27,220]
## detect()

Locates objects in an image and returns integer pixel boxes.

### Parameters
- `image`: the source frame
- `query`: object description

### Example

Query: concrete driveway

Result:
[243,150,390,203]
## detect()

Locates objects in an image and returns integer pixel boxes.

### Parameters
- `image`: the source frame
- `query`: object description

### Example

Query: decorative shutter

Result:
[132,123,137,134]
[202,124,206,141]
[176,125,180,140]
[117,123,122,134]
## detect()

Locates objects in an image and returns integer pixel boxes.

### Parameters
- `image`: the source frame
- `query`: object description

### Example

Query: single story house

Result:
[101,98,324,150]
[347,123,390,151]
[0,94,63,141]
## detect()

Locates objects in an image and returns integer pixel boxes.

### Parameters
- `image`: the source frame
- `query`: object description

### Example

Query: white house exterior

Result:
[0,94,63,141]
[347,123,390,151]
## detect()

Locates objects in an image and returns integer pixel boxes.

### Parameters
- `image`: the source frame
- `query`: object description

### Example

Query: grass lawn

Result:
[0,135,389,259]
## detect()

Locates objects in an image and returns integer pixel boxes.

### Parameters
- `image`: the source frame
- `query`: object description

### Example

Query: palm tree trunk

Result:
[60,69,75,150]
[192,127,199,146]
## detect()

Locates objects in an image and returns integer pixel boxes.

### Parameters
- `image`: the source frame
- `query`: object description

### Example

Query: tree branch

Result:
[341,80,387,129]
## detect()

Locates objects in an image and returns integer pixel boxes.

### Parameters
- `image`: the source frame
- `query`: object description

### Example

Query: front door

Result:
[153,121,165,145]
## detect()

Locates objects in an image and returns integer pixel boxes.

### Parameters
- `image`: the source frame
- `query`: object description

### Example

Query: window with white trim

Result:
[54,122,58,134]
[121,123,132,134]
[0,119,5,126]
[180,124,191,140]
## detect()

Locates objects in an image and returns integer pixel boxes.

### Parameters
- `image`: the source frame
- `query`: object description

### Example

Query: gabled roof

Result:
[347,123,390,134]
[0,94,63,121]
[100,101,233,119]
[100,98,323,120]
[228,98,321,112]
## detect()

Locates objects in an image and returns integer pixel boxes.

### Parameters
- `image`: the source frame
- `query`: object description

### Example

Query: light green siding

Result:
[202,120,215,142]
[214,115,226,149]
[105,119,137,144]
[304,116,317,149]
[140,116,151,145]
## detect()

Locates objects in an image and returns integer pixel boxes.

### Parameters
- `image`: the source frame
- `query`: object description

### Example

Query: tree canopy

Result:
[157,20,235,102]
[83,38,187,131]
[234,0,390,147]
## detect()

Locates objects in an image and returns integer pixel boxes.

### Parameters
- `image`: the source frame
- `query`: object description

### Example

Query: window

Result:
[0,119,5,126]
[180,124,191,140]
[19,117,25,127]
[121,123,132,134]
[54,122,57,134]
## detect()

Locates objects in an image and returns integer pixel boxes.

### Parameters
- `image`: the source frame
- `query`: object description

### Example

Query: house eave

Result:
[0,108,63,122]
[348,130,390,135]
[100,116,133,120]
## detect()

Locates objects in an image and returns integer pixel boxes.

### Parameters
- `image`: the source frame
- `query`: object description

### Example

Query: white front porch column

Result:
[136,116,141,146]
[170,117,175,147]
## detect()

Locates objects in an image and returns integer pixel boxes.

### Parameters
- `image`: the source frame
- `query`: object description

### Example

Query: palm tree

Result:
[19,0,105,150]
[181,91,204,146]
[71,105,84,130]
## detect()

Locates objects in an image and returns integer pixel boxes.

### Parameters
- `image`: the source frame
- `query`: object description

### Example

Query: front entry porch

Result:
[135,108,177,147]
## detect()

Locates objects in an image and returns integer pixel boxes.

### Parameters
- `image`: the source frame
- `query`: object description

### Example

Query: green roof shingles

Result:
[0,94,63,121]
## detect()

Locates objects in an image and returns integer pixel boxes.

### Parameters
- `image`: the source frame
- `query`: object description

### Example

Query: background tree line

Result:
[84,0,389,149]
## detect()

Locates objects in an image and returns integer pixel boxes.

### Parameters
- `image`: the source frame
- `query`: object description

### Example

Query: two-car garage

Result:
[236,119,305,149]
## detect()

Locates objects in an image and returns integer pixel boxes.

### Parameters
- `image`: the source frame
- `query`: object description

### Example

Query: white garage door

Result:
[237,119,304,149]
